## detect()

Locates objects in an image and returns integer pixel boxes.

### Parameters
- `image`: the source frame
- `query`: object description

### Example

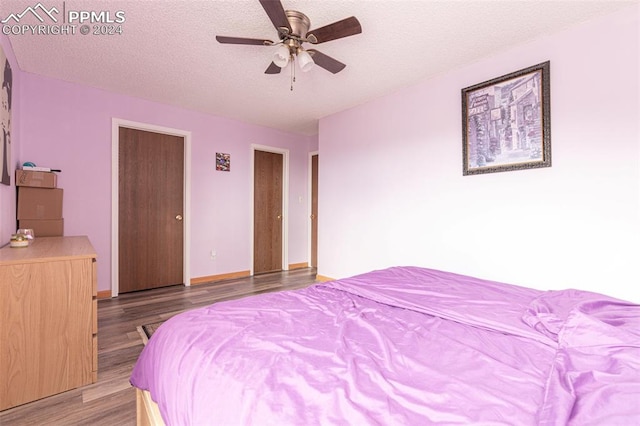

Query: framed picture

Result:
[462,61,551,175]
[216,152,230,171]
[1,45,12,185]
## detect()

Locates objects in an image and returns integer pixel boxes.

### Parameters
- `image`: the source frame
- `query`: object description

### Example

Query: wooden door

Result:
[118,127,184,292]
[254,150,283,274]
[311,154,318,268]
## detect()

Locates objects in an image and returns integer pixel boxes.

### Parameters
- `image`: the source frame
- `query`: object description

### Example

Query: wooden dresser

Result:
[0,236,97,411]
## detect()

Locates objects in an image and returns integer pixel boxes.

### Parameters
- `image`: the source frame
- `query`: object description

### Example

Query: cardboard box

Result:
[17,187,63,219]
[17,219,64,237]
[15,170,57,188]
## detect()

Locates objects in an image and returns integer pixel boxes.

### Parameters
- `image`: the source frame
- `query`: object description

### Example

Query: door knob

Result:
[277,215,282,220]
[175,214,183,221]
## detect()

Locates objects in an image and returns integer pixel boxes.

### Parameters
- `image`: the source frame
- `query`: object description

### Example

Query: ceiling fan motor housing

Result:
[281,10,313,52]
[283,10,310,38]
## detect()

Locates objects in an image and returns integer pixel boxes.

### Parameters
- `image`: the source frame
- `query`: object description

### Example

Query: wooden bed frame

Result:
[136,389,165,426]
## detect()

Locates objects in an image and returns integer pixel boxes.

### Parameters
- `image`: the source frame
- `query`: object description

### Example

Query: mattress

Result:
[130,266,640,425]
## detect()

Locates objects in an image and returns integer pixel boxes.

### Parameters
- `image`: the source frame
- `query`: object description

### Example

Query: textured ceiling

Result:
[1,0,636,135]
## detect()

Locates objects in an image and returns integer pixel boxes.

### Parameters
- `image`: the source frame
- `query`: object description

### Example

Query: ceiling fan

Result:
[216,0,362,78]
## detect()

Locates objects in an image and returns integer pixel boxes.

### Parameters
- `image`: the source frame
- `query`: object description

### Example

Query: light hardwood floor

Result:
[0,268,318,425]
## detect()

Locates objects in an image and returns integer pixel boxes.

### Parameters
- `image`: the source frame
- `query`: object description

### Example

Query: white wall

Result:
[17,72,313,292]
[319,6,640,303]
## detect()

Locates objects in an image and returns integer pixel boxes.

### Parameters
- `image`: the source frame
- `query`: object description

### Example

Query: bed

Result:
[130,266,640,425]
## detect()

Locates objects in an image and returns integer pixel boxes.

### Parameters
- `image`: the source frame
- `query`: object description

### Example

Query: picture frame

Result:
[461,61,551,175]
[216,152,230,171]
[1,45,12,186]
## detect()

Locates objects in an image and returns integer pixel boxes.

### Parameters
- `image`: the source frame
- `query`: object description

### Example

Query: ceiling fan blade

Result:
[306,16,362,44]
[216,36,274,46]
[259,0,292,34]
[307,50,346,74]
[265,62,282,74]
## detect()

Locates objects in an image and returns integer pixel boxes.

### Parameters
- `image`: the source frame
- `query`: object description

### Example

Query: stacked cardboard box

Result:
[16,170,64,237]
[16,169,57,188]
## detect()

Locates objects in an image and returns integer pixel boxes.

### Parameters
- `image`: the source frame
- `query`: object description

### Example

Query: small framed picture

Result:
[1,45,12,185]
[462,61,551,175]
[216,153,230,172]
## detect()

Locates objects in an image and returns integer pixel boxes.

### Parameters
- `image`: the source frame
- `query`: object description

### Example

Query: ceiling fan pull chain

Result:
[290,54,295,91]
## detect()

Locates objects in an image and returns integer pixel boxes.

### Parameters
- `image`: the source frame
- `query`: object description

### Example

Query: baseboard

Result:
[288,262,309,270]
[97,290,112,299]
[104,267,314,294]
[315,274,335,282]
[191,270,251,285]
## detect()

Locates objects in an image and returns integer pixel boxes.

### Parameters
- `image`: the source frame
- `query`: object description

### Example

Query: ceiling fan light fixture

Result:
[273,44,290,68]
[297,49,314,72]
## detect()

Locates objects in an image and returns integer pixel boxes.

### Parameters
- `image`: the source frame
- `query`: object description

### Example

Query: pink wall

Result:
[0,34,20,241]
[319,6,640,303]
[16,72,313,292]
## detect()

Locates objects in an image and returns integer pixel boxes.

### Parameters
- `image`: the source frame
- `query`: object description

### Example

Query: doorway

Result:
[112,120,191,296]
[252,145,289,275]
[310,153,318,268]
[253,149,284,274]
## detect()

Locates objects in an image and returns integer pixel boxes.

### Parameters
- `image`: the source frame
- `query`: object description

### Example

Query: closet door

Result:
[311,154,318,268]
[254,150,283,274]
[118,127,184,292]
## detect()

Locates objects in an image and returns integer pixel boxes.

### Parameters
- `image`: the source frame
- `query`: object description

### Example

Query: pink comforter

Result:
[130,266,640,425]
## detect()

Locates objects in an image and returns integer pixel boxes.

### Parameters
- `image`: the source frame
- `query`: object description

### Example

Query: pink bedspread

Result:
[130,266,640,425]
